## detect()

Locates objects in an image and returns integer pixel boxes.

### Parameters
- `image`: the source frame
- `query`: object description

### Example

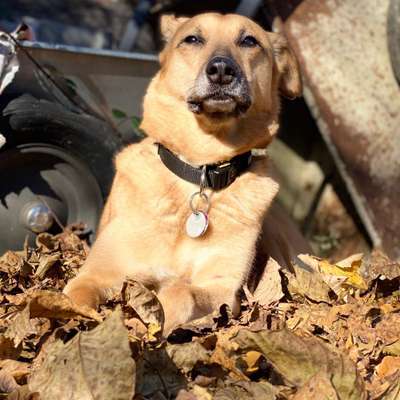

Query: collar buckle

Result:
[210,163,237,190]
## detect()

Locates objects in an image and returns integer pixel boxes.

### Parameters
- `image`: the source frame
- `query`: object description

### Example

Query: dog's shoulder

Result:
[241,155,279,196]
[213,155,279,226]
[115,138,156,172]
[114,138,163,186]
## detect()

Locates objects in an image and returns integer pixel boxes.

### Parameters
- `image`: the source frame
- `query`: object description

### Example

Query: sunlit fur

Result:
[64,13,303,333]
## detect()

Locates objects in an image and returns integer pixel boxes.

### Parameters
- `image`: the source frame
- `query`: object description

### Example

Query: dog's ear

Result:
[269,33,302,99]
[160,14,189,42]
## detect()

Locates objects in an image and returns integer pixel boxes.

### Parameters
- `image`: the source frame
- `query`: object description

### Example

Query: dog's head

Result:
[142,13,302,163]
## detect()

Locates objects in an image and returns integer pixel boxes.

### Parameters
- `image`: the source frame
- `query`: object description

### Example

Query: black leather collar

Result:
[157,143,252,190]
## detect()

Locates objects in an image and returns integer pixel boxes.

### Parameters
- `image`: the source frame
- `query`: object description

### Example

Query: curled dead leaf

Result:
[5,306,34,348]
[376,357,400,380]
[384,340,400,356]
[251,258,284,307]
[0,251,24,275]
[166,341,210,374]
[233,329,366,400]
[121,280,164,337]
[242,350,263,374]
[213,381,277,400]
[0,369,18,393]
[297,254,368,294]
[292,371,339,400]
[28,308,135,400]
[284,257,333,302]
[7,385,40,400]
[367,250,400,281]
[136,347,187,398]
[34,254,61,280]
[0,359,30,382]
[4,291,101,348]
[0,335,21,360]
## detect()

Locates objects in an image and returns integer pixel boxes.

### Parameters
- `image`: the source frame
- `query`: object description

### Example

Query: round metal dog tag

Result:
[185,211,209,238]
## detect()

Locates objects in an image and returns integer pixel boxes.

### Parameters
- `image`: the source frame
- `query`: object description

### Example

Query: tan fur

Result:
[64,13,303,333]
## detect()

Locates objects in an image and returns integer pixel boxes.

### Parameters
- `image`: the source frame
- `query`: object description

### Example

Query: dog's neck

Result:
[141,89,279,166]
[157,143,253,190]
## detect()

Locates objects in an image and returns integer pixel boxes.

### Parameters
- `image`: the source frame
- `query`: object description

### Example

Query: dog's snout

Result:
[206,57,237,85]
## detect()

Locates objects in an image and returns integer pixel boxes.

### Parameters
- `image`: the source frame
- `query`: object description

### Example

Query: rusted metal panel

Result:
[14,41,158,119]
[284,0,400,259]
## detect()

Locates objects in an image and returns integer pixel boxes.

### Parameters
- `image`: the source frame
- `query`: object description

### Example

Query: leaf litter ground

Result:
[0,226,399,399]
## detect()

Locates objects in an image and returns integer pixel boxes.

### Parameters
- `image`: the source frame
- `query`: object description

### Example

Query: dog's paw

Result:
[63,279,102,310]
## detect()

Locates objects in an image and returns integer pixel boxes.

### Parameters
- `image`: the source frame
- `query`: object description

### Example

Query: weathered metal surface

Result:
[284,0,400,259]
[9,41,158,121]
[388,0,400,83]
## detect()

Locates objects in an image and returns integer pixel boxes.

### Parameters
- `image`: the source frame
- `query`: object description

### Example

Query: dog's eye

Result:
[183,35,202,45]
[240,35,259,48]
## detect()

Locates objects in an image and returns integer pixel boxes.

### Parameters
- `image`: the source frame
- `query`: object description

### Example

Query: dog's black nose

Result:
[206,57,237,85]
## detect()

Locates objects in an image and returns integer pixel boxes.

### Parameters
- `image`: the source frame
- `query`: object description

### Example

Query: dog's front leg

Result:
[64,252,128,309]
[64,272,110,309]
[158,279,240,334]
[157,284,200,334]
[64,218,157,309]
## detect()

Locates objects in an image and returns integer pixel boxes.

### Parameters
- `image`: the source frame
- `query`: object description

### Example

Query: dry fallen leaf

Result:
[284,257,333,302]
[367,250,400,281]
[7,384,40,400]
[0,227,399,399]
[28,308,135,400]
[0,369,18,393]
[0,359,30,382]
[319,258,367,290]
[233,329,367,400]
[166,341,210,374]
[242,350,263,374]
[34,253,61,279]
[251,258,284,307]
[5,306,35,347]
[136,347,187,398]
[376,356,400,379]
[384,340,400,356]
[210,328,247,381]
[291,371,339,400]
[122,280,164,337]
[4,291,101,348]
[213,381,277,400]
[298,254,368,292]
[370,372,400,400]
[0,335,20,360]
[178,386,214,400]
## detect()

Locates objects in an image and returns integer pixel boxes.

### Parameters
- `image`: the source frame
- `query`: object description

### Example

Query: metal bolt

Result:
[21,202,54,233]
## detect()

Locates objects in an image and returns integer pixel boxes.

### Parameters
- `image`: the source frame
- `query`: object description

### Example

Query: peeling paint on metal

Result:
[285,0,400,258]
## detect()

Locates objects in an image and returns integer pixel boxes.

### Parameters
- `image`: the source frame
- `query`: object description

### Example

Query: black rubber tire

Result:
[2,94,123,197]
[0,94,123,252]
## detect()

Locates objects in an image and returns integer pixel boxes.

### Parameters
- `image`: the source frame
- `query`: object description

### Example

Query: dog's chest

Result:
[115,145,278,278]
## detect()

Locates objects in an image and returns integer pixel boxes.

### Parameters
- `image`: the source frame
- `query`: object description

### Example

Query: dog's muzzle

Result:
[187,55,251,117]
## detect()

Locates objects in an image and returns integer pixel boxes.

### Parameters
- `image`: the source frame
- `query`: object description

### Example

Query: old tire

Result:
[0,94,123,253]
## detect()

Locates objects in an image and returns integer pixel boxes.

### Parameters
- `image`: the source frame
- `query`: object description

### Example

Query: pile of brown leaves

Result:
[0,227,399,400]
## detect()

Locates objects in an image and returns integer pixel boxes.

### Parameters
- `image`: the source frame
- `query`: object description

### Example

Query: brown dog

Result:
[64,13,303,333]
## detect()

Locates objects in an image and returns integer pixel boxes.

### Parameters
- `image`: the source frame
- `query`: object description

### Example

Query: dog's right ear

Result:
[160,15,189,43]
[269,33,302,99]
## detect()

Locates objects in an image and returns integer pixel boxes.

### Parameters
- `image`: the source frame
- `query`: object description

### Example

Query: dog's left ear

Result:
[269,33,302,99]
[160,14,189,42]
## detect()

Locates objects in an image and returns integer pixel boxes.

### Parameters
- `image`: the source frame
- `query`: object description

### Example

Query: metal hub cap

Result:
[20,202,54,233]
[0,142,103,253]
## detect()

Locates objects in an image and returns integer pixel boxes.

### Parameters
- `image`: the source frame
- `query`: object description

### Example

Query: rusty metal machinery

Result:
[276,0,400,259]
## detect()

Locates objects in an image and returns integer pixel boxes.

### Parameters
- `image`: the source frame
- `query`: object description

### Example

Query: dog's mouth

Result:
[187,90,251,118]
